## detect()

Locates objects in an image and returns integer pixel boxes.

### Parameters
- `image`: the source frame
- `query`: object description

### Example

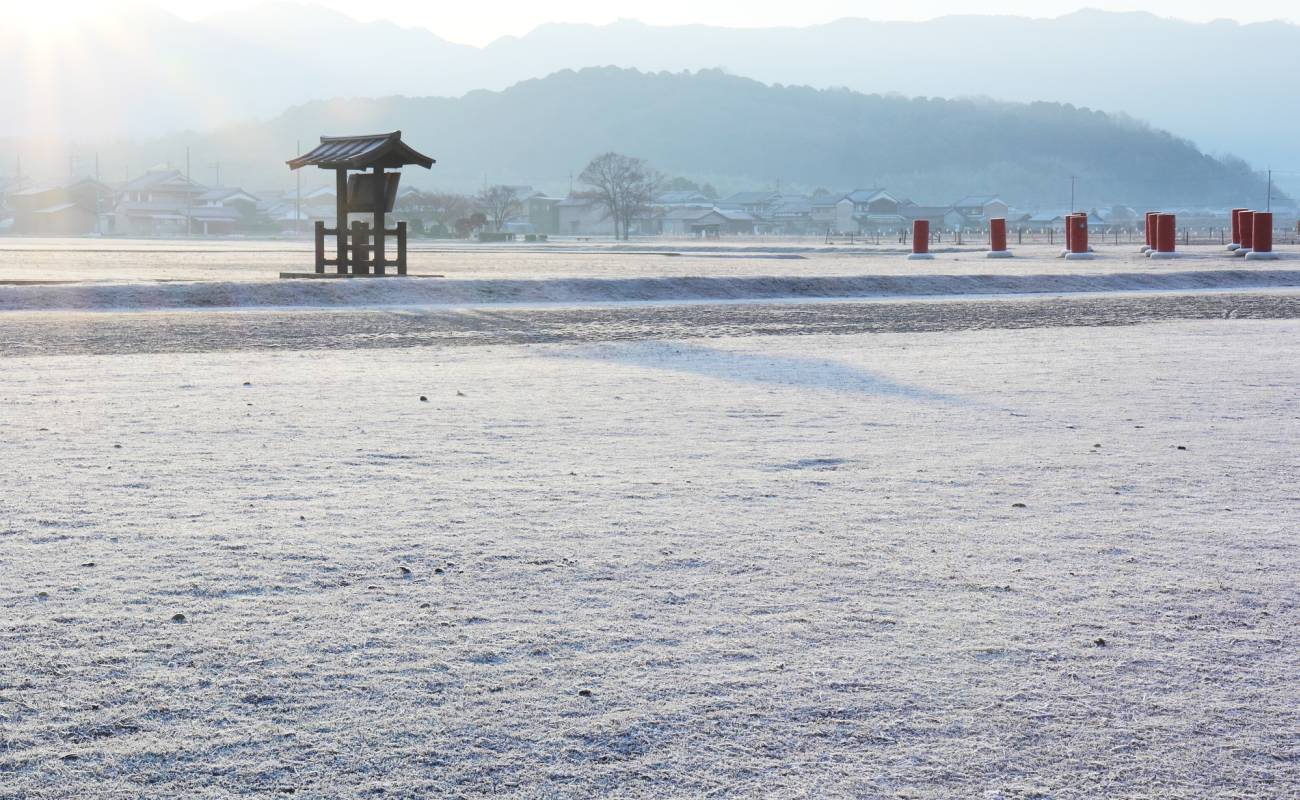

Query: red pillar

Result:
[1251,211,1273,254]
[1239,211,1255,251]
[1070,214,1088,254]
[913,219,929,254]
[1230,208,1247,247]
[1156,213,1176,253]
[1064,214,1074,251]
[1145,212,1158,249]
[990,217,1007,252]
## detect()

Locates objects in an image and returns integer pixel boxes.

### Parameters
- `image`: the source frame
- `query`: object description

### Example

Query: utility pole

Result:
[1267,169,1272,212]
[1070,175,1076,213]
[295,139,302,237]
[95,152,101,236]
[210,159,221,187]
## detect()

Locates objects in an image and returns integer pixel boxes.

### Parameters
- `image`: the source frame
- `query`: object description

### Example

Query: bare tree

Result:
[426,192,475,230]
[476,185,524,232]
[578,153,661,240]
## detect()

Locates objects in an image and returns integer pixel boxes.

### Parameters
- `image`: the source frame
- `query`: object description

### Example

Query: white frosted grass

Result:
[1,320,1296,797]
[0,240,1290,285]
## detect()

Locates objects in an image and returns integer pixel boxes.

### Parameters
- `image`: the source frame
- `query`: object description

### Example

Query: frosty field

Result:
[1,241,1297,798]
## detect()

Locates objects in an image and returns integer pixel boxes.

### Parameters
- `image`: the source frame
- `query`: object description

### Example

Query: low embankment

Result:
[1,270,1297,312]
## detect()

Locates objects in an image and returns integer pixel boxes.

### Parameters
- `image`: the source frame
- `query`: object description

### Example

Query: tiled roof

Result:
[287,131,435,171]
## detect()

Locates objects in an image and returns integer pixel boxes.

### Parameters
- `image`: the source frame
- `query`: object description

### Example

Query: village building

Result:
[658,206,756,236]
[654,190,713,207]
[718,191,782,217]
[113,168,209,235]
[835,189,903,234]
[809,193,841,231]
[557,197,616,236]
[7,178,114,235]
[950,195,1010,225]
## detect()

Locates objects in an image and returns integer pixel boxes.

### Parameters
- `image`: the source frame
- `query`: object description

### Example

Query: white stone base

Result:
[1064,252,1095,260]
[1058,249,1069,258]
[907,253,935,260]
[1139,245,1151,253]
[1227,243,1240,251]
[986,250,1013,258]
[1233,248,1251,258]
[1244,250,1279,260]
[1148,251,1180,259]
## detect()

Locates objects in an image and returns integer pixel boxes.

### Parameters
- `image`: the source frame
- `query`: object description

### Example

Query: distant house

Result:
[114,168,211,235]
[835,189,901,233]
[528,195,563,235]
[8,178,114,235]
[809,193,841,231]
[951,195,1009,223]
[654,190,713,207]
[900,205,951,230]
[659,206,755,237]
[557,197,615,236]
[768,196,813,233]
[1027,211,1068,231]
[718,191,781,217]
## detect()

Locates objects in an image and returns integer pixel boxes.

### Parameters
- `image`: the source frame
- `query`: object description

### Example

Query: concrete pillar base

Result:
[985,250,1013,258]
[1227,243,1240,251]
[907,253,935,260]
[1139,245,1151,253]
[1064,252,1095,260]
[1244,250,1279,260]
[1233,248,1251,258]
[1148,251,1180,259]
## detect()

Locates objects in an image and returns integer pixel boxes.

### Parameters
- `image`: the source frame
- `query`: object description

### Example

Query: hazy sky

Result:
[23,0,1300,45]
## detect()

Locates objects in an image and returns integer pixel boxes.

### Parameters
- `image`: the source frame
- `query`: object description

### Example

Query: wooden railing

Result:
[314,220,408,276]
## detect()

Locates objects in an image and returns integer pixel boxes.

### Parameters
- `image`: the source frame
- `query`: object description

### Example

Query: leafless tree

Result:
[578,152,662,240]
[425,192,475,229]
[476,185,525,232]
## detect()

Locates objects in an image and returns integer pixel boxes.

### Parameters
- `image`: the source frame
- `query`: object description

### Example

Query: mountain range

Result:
[57,67,1280,208]
[4,3,1299,184]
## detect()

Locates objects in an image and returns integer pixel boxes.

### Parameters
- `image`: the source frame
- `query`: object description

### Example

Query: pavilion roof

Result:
[287,131,435,171]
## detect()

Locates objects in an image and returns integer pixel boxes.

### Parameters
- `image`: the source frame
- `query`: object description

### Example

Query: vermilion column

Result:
[913,219,929,253]
[1070,214,1088,253]
[1157,213,1176,252]
[987,217,1011,258]
[1064,214,1074,252]
[1245,211,1277,260]
[990,218,1007,251]
[1229,208,1247,250]
[1239,210,1255,253]
[1253,212,1273,252]
[1145,212,1158,250]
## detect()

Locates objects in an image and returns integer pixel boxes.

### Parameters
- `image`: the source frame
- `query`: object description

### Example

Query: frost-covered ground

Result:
[2,312,1297,797]
[0,238,1292,284]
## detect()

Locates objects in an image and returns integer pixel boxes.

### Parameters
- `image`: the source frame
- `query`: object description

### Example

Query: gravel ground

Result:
[1,317,1297,798]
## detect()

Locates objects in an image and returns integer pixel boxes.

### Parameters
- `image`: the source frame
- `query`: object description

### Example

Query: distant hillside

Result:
[99,68,1280,208]
[3,4,1299,187]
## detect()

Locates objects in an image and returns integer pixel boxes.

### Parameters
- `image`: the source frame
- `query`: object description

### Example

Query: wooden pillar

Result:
[314,220,325,273]
[397,221,408,276]
[351,220,370,275]
[373,166,386,276]
[335,168,349,274]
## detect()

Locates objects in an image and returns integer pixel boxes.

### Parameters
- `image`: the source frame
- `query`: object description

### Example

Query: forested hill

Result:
[134,68,1280,207]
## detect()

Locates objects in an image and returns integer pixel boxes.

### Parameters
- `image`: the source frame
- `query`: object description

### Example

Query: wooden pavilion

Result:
[287,131,435,276]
